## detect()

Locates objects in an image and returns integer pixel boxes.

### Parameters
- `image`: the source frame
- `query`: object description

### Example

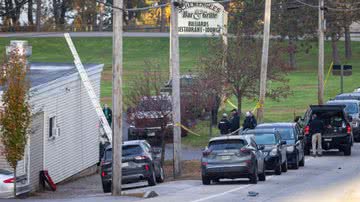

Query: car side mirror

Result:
[257,145,265,150]
[281,140,287,145]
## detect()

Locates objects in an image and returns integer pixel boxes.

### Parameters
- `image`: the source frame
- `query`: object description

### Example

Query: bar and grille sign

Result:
[178,0,227,35]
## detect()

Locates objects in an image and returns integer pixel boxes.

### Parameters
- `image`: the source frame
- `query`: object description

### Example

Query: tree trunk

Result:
[211,96,221,126]
[331,33,341,65]
[288,38,296,68]
[99,0,104,31]
[344,25,352,60]
[36,0,41,31]
[13,166,16,199]
[160,128,166,166]
[28,0,34,26]
[237,96,242,126]
[209,112,212,137]
[160,0,166,32]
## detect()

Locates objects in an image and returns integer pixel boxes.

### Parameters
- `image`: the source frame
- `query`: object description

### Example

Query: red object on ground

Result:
[40,170,56,191]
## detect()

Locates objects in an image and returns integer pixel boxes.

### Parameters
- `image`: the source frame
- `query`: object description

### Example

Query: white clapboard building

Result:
[0,42,103,192]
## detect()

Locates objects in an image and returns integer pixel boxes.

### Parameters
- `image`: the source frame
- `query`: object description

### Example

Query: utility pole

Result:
[170,0,182,178]
[112,0,123,196]
[318,0,325,105]
[36,0,41,32]
[257,0,272,123]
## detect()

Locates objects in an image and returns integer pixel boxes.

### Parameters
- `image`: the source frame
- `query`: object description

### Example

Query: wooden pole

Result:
[112,0,123,196]
[318,0,325,105]
[257,0,272,123]
[170,0,181,178]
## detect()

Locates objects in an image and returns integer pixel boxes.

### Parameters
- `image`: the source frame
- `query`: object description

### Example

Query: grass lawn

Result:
[1,37,360,147]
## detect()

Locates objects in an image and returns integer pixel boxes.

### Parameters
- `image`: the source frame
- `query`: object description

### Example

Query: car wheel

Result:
[156,167,165,183]
[249,165,258,184]
[299,155,305,167]
[275,162,282,175]
[281,159,288,172]
[202,175,211,185]
[293,154,299,170]
[258,166,266,181]
[102,182,111,193]
[148,168,157,186]
[213,178,220,183]
[344,145,352,156]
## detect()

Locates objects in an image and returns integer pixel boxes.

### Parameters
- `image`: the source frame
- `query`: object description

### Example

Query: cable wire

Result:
[294,0,360,12]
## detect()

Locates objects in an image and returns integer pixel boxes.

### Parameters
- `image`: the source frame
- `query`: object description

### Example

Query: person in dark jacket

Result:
[218,113,231,135]
[103,104,112,127]
[230,109,240,132]
[309,114,324,157]
[243,111,257,130]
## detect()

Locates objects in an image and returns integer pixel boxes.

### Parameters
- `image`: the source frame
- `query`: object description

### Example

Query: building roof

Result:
[0,62,103,91]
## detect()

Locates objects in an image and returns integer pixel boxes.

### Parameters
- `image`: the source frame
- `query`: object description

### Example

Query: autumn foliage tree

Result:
[0,50,31,197]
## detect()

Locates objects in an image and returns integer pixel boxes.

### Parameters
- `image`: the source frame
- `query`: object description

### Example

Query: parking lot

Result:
[20,143,360,202]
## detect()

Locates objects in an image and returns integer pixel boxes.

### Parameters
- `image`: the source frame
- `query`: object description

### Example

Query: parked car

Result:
[300,105,353,156]
[201,135,266,185]
[327,100,360,142]
[0,169,30,199]
[100,140,164,193]
[242,129,288,175]
[334,93,360,101]
[256,123,305,169]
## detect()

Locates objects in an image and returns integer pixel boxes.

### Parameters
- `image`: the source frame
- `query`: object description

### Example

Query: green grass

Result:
[1,37,360,147]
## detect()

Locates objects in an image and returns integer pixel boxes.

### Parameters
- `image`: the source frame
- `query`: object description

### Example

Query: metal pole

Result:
[318,0,325,104]
[341,65,344,94]
[257,0,272,123]
[112,0,123,196]
[170,0,182,178]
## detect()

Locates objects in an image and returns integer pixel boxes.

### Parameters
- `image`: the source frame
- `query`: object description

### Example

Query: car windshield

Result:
[209,139,246,151]
[104,145,143,160]
[344,103,358,114]
[277,128,295,140]
[253,133,276,145]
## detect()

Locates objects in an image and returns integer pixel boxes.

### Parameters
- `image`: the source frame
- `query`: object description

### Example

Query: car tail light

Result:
[240,148,251,154]
[144,164,150,171]
[101,171,106,177]
[201,162,208,166]
[304,126,310,135]
[3,178,15,184]
[135,156,148,160]
[347,124,352,134]
[202,149,212,157]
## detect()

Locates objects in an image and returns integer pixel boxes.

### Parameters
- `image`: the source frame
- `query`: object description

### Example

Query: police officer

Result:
[218,113,231,135]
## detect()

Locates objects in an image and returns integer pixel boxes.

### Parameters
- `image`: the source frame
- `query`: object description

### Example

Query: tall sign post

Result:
[112,0,123,196]
[257,0,272,123]
[173,0,227,177]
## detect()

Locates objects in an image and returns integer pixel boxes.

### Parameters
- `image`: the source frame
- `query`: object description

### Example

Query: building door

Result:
[29,112,44,192]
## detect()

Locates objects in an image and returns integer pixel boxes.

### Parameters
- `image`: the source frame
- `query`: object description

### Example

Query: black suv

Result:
[100,140,164,193]
[243,129,288,175]
[256,123,305,169]
[300,105,353,156]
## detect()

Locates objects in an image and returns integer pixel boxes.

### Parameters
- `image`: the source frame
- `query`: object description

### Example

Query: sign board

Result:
[178,0,227,36]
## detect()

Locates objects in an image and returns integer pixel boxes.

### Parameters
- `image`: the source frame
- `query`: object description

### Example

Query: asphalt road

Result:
[125,143,360,202]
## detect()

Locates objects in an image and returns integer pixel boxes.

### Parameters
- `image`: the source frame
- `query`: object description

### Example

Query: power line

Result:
[294,0,360,12]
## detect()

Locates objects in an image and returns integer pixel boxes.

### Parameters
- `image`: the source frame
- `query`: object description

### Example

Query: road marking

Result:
[191,156,315,202]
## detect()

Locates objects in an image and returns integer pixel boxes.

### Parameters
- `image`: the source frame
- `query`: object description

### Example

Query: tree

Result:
[0,49,31,198]
[202,36,291,122]
[126,63,171,166]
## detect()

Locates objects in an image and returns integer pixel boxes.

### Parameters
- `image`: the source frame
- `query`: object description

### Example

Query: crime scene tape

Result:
[175,123,201,137]
[226,99,238,109]
[324,61,334,89]
[252,101,263,113]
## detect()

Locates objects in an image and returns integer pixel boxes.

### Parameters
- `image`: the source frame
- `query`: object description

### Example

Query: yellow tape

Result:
[324,61,334,89]
[252,101,263,113]
[175,123,201,137]
[226,99,238,109]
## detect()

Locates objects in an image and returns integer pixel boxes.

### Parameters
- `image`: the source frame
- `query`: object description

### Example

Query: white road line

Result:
[191,156,315,202]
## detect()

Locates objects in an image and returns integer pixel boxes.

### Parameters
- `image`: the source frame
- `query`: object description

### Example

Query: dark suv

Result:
[300,105,353,156]
[243,129,288,175]
[100,140,164,193]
